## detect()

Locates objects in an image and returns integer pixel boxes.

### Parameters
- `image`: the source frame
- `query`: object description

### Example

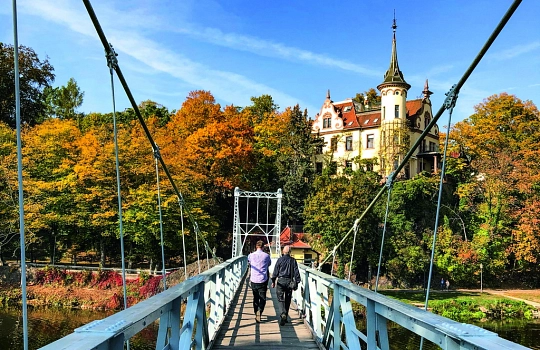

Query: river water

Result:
[0,307,538,349]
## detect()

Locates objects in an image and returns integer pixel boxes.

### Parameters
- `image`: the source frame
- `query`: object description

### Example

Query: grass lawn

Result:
[379,290,504,305]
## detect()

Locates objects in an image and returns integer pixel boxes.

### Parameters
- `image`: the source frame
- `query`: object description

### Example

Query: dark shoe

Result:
[255,310,261,323]
[280,313,287,326]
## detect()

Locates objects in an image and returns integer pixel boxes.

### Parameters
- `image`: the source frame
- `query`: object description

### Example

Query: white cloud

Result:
[491,41,540,60]
[171,26,381,77]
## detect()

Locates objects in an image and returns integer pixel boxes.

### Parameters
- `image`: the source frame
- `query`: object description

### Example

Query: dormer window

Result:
[364,119,370,124]
[343,106,352,112]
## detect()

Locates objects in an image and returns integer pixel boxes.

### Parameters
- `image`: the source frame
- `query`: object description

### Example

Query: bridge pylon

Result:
[231,187,282,259]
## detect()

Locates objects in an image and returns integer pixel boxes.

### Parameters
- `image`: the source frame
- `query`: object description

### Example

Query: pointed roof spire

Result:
[423,79,433,99]
[377,12,410,91]
[326,89,331,100]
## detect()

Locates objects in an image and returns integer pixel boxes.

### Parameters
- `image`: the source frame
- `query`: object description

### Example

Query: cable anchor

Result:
[106,43,118,70]
[443,84,459,111]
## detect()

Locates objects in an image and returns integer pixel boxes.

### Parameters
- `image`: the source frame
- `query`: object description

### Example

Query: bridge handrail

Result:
[294,264,529,350]
[39,255,248,350]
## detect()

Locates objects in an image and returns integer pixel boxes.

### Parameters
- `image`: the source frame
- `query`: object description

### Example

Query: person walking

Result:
[248,240,271,323]
[440,278,445,291]
[445,279,450,291]
[271,245,301,326]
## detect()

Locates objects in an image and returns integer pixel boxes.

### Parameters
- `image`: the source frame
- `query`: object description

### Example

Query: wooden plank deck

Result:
[211,278,320,350]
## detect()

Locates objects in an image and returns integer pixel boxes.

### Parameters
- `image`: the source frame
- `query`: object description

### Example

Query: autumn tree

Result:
[449,93,540,278]
[0,123,18,264]
[23,119,81,263]
[0,43,55,127]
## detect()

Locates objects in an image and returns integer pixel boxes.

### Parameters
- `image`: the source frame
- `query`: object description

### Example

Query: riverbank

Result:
[0,259,220,310]
[379,289,540,322]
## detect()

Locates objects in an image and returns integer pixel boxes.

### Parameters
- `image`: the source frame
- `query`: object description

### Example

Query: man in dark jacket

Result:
[271,245,301,326]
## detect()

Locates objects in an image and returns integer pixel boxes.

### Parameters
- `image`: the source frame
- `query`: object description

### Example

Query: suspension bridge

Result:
[7,0,532,349]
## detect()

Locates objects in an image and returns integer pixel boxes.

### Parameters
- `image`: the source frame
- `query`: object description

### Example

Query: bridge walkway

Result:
[212,277,319,350]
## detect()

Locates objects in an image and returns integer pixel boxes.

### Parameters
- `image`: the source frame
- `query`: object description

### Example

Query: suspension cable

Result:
[424,87,458,308]
[154,146,167,290]
[179,202,187,280]
[107,45,130,350]
[347,219,360,281]
[195,224,201,275]
[317,0,522,268]
[12,1,28,349]
[375,174,394,293]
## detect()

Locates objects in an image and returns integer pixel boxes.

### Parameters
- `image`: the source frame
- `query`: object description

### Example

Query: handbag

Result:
[288,257,298,290]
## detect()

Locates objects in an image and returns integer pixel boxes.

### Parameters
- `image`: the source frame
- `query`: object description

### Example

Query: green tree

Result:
[277,105,316,225]
[44,77,84,128]
[0,43,55,127]
[303,168,382,279]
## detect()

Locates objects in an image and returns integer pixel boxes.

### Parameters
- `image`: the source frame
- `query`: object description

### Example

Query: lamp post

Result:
[480,263,483,294]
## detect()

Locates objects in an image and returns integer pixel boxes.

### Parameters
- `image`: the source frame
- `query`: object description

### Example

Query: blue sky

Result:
[1,0,539,125]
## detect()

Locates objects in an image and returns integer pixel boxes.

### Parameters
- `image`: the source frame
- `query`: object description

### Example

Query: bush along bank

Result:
[0,266,168,310]
[429,297,536,322]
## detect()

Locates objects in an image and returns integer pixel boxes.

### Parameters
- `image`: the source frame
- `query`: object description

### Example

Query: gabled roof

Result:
[406,99,423,117]
[357,111,382,129]
[280,226,313,249]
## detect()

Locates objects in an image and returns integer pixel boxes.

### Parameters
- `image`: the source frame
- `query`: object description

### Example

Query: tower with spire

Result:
[311,15,440,179]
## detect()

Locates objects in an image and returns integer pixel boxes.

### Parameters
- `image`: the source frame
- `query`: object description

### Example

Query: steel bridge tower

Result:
[231,187,282,258]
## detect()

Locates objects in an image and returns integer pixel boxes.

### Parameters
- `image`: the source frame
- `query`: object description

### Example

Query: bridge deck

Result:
[212,278,319,350]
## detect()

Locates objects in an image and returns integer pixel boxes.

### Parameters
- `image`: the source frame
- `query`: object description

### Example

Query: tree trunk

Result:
[100,239,106,268]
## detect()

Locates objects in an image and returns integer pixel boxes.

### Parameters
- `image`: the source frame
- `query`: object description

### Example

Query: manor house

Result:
[312,21,440,179]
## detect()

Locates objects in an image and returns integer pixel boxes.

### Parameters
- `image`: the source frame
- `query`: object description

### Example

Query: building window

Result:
[425,115,431,129]
[383,106,386,120]
[323,117,331,129]
[395,105,400,118]
[366,134,374,149]
[345,136,353,151]
[330,137,338,152]
[345,160,353,169]
[429,141,437,152]
[315,162,323,175]
[422,140,427,153]
[315,145,323,154]
[366,163,373,171]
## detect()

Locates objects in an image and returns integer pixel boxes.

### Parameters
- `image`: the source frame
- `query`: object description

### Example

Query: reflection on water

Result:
[0,307,157,350]
[0,307,538,349]
[356,318,540,350]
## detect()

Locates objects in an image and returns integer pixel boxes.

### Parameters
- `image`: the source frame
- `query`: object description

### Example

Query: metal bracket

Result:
[153,144,161,160]
[443,84,459,111]
[106,43,118,70]
[386,172,395,188]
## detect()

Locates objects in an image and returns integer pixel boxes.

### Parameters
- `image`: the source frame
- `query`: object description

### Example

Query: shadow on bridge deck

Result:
[212,278,319,350]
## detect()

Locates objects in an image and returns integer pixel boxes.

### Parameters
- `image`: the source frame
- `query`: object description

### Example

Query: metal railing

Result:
[293,264,529,350]
[39,255,248,350]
